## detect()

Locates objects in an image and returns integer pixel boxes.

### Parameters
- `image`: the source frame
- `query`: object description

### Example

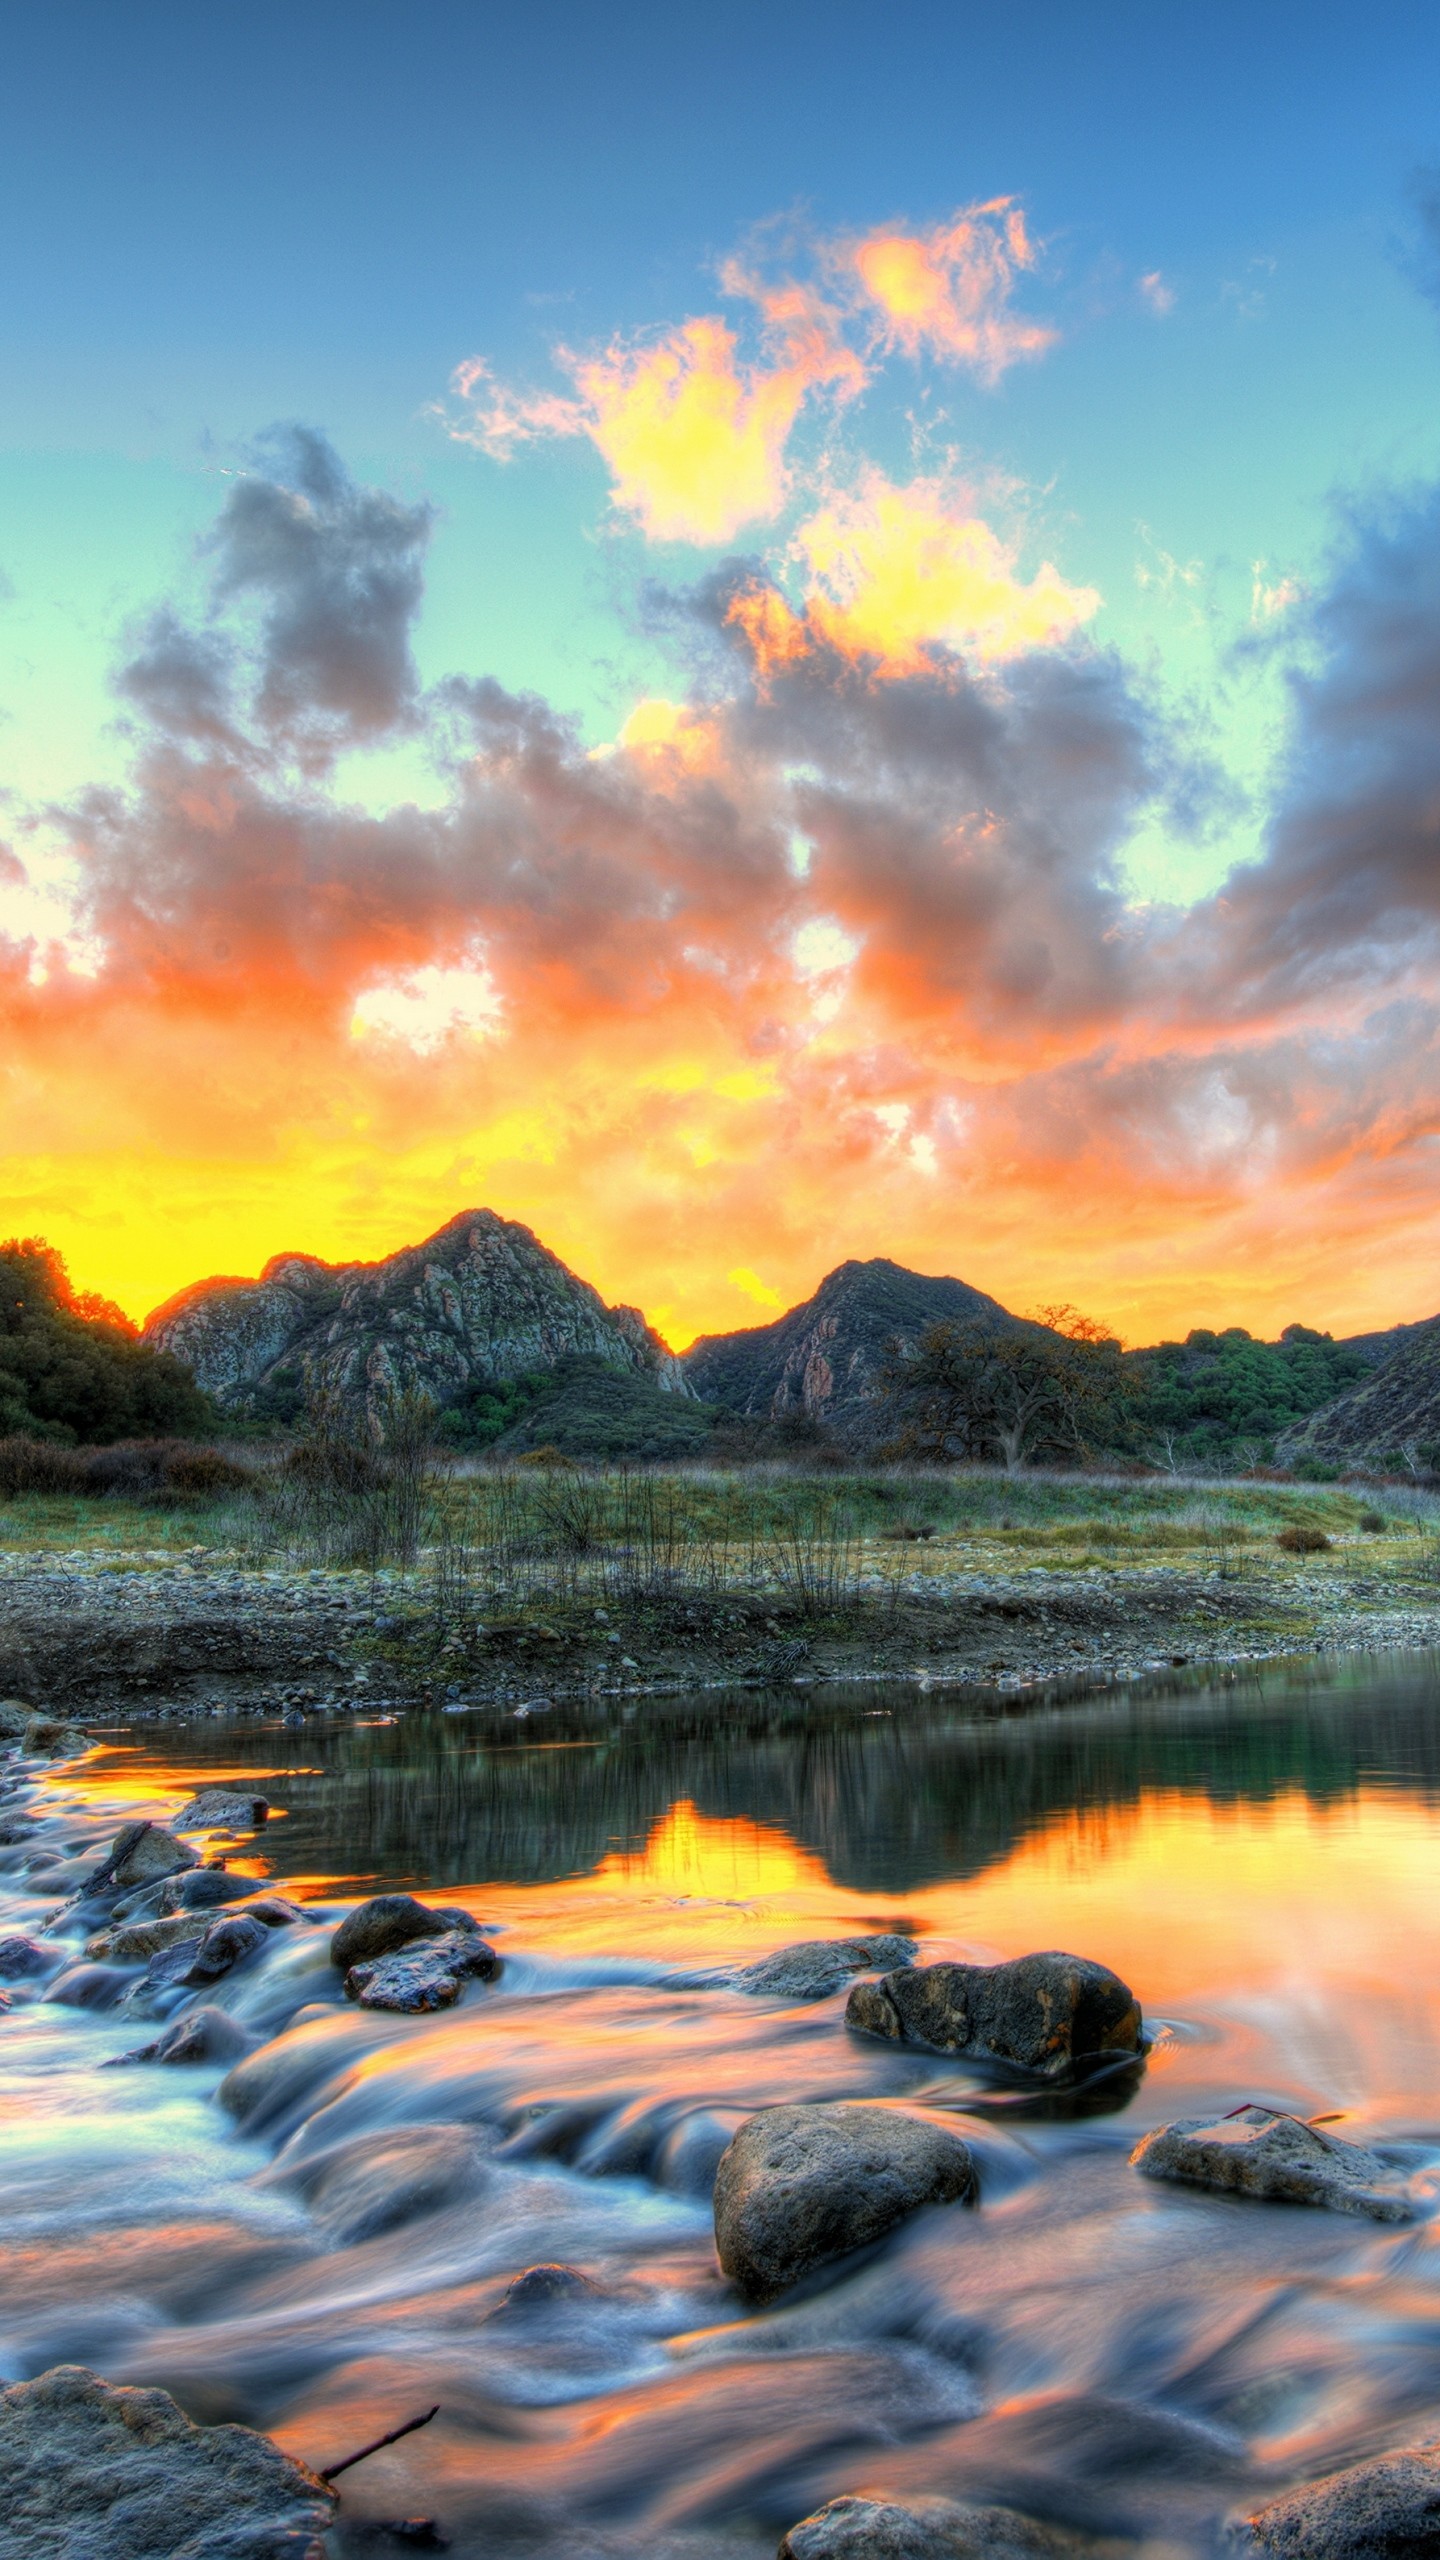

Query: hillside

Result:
[1277,1318,1440,1472]
[682,1257,1016,1441]
[142,1210,688,1433]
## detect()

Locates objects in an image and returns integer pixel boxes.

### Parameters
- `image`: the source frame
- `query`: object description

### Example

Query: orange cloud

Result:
[729,470,1099,680]
[846,199,1056,378]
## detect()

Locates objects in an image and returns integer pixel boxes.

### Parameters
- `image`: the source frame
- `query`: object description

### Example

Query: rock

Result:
[0,2361,336,2557]
[0,1932,64,1979]
[0,1696,34,1738]
[846,1952,1142,2076]
[713,2103,976,2303]
[92,1898,300,1965]
[345,1930,501,2012]
[145,1911,270,1991]
[22,1715,91,1760]
[115,2006,258,2066]
[45,1962,133,2009]
[275,2122,491,2244]
[490,2263,601,2318]
[159,1867,256,1912]
[90,1821,199,1894]
[730,1935,917,2001]
[778,2494,1092,2559]
[174,1789,270,1832]
[1132,2107,1415,2221]
[1241,2446,1440,2555]
[330,1893,467,1970]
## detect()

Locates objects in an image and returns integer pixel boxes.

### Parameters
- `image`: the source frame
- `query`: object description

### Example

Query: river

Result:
[4,1651,1440,2555]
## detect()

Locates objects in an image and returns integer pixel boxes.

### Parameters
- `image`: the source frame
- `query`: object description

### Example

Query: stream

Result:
[5,1651,1440,2555]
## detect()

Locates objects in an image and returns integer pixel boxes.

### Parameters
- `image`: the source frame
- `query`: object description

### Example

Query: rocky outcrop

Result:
[0,2362,335,2558]
[712,2102,976,2301]
[143,1207,687,1426]
[683,1257,1016,1438]
[1132,2106,1414,2220]
[1278,1312,1440,1470]
[778,2495,1097,2560]
[1242,2445,1440,2555]
[846,1952,1142,2075]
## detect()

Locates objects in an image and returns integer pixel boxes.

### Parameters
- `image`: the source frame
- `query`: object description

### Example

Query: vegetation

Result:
[0,1239,218,1444]
[880,1311,1137,1469]
[1133,1324,1374,1471]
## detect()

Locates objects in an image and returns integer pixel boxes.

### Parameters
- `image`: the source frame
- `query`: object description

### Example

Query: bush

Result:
[1276,1525,1332,1554]
[0,1437,86,1497]
[0,1434,252,1504]
[1358,1508,1388,1533]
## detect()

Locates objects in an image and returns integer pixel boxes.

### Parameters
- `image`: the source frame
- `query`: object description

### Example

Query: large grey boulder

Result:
[0,2362,335,2558]
[1241,2445,1440,2555]
[713,2103,976,2303]
[90,1821,199,1894]
[330,1893,479,1971]
[344,1930,500,2012]
[778,2494,1093,2559]
[846,1953,1142,2076]
[174,1789,270,1832]
[730,1936,917,2001]
[1132,2107,1414,2221]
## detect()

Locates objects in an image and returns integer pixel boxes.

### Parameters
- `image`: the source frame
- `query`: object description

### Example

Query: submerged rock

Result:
[159,1867,256,1912]
[330,1893,481,1971]
[344,1930,501,2012]
[1241,2445,1440,2555]
[272,2121,492,2244]
[846,1952,1142,2076]
[145,1911,270,1991]
[174,1789,270,1832]
[713,2102,976,2303]
[1132,2107,1415,2221]
[729,1936,918,2001]
[778,2495,1094,2559]
[0,2361,336,2558]
[0,1932,64,1979]
[116,2005,258,2066]
[89,1821,199,1895]
[490,2263,602,2319]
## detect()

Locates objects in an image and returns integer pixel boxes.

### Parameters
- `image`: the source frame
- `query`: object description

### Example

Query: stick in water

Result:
[321,2404,440,2484]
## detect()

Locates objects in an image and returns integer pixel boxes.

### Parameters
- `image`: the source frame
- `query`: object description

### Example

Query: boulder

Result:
[90,1821,199,1894]
[1132,2107,1414,2221]
[92,1898,301,1965]
[846,1952,1142,2076]
[159,1867,256,1913]
[330,1893,478,1971]
[174,1789,270,1832]
[0,2362,336,2558]
[778,2495,1092,2559]
[145,1911,270,1991]
[116,2006,258,2066]
[713,2102,976,2303]
[490,2263,602,2319]
[344,1930,501,2012]
[22,1715,91,1760]
[730,1936,918,2001]
[0,1696,33,1738]
[1242,2446,1440,2555]
[0,1932,64,1979]
[276,2122,491,2244]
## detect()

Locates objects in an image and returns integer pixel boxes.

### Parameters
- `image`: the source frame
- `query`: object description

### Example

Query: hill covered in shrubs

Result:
[0,1240,217,1445]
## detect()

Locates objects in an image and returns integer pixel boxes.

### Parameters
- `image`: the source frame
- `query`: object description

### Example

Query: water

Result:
[6,1655,1440,2554]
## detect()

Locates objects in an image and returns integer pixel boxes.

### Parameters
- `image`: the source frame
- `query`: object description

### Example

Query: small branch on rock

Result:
[321,2404,439,2484]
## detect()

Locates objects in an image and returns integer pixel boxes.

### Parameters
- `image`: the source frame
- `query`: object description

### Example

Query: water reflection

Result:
[5,1649,1440,2557]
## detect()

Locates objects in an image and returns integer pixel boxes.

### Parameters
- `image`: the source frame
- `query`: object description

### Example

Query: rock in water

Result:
[778,2495,1095,2559]
[159,1867,256,1912]
[1132,2107,1414,2220]
[0,2362,336,2558]
[145,1911,270,1991]
[21,1715,91,1760]
[117,2006,257,2066]
[0,1697,32,1738]
[174,1789,270,1832]
[344,1930,501,2012]
[89,1821,199,1894]
[729,1936,917,2001]
[0,1933,64,1979]
[330,1893,480,1970]
[1242,2446,1440,2555]
[846,1952,1142,2075]
[713,2102,976,2303]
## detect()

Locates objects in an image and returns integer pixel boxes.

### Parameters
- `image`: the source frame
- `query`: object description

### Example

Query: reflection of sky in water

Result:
[11,1656,1440,2556]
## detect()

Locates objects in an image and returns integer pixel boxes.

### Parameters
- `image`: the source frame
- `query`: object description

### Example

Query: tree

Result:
[880,1314,1136,1471]
[0,1238,217,1444]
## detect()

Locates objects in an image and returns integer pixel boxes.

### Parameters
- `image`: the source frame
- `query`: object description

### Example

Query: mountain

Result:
[681,1256,1015,1440]
[1277,1316,1440,1471]
[142,1210,689,1430]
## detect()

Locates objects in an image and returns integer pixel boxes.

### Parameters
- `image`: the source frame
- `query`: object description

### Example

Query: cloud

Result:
[727,469,1099,680]
[11,428,1440,1351]
[436,201,1054,545]
[1138,271,1175,317]
[843,200,1056,377]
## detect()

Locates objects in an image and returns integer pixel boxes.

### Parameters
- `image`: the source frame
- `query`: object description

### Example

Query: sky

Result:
[6,0,1440,1347]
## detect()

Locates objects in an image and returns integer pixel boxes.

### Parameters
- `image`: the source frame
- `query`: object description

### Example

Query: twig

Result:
[321,2405,439,2483]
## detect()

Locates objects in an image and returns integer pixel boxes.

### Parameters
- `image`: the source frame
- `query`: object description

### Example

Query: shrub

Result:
[1358,1508,1387,1534]
[0,1437,87,1497]
[0,1434,251,1504]
[1276,1524,1332,1554]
